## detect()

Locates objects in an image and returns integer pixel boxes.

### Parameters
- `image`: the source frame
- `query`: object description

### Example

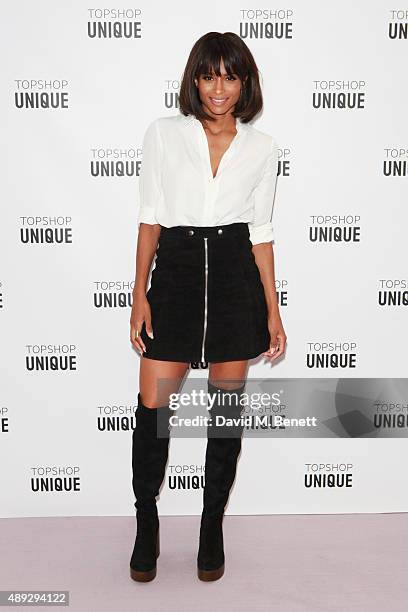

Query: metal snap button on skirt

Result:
[139,222,271,365]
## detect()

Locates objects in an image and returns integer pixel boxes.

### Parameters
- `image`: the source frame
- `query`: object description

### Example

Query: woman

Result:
[129,31,287,583]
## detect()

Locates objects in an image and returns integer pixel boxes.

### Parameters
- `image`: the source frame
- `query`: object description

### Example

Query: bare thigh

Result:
[139,357,190,409]
[209,360,249,390]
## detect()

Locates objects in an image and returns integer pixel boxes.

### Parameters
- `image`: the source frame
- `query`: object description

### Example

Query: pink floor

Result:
[1,514,407,611]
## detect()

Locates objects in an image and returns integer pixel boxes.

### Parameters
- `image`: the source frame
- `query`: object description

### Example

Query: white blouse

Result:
[137,112,279,245]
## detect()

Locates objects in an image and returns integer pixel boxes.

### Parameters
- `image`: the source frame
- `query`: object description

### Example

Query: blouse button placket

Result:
[196,120,241,226]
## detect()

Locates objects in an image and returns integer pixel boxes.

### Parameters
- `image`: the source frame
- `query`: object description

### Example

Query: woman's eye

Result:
[202,75,237,81]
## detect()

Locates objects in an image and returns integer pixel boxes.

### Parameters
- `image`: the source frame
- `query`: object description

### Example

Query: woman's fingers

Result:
[130,320,146,354]
[263,332,287,361]
[274,333,286,359]
[144,311,154,340]
[262,334,279,358]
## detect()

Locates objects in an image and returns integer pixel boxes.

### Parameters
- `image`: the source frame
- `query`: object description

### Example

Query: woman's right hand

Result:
[130,293,154,355]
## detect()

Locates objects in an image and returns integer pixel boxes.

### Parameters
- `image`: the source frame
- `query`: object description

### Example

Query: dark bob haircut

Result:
[179,32,263,124]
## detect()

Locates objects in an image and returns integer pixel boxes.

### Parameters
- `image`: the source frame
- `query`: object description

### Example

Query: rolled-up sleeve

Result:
[248,138,279,246]
[137,119,163,227]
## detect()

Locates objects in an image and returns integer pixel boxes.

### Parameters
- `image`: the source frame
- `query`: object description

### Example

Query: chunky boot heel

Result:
[198,565,225,582]
[197,513,225,581]
[130,393,172,582]
[198,566,225,582]
[197,381,245,581]
[130,526,160,582]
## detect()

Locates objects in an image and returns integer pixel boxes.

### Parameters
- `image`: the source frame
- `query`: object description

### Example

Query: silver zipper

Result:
[201,237,209,364]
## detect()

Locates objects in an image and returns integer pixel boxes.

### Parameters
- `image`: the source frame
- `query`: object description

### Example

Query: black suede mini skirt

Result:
[140,222,271,365]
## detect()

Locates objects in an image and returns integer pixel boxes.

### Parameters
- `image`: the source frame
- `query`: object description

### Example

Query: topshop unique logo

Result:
[383,148,408,177]
[90,148,141,177]
[334,379,408,437]
[388,10,408,39]
[97,404,137,431]
[374,403,408,429]
[306,342,358,369]
[14,79,69,109]
[309,215,361,242]
[378,280,408,306]
[312,80,366,109]
[20,216,73,244]
[87,8,142,39]
[304,463,353,488]
[239,9,294,39]
[30,466,81,492]
[167,464,205,490]
[25,344,78,371]
[93,281,135,308]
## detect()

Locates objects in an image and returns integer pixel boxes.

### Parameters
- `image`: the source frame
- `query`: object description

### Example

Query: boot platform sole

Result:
[197,562,225,581]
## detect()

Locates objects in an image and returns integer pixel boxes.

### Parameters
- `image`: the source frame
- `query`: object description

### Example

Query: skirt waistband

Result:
[160,222,249,239]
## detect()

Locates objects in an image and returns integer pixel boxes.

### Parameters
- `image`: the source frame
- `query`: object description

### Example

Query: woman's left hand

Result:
[262,314,287,362]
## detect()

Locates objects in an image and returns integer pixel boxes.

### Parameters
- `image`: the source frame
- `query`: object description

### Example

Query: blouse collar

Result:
[180,113,247,133]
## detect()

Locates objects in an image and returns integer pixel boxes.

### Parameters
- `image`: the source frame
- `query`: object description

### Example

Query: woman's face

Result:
[194,57,244,117]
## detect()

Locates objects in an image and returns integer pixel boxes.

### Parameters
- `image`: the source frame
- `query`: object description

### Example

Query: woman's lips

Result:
[209,97,228,106]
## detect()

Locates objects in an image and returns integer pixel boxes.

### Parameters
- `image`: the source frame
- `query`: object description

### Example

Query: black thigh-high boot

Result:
[130,392,172,582]
[197,380,246,581]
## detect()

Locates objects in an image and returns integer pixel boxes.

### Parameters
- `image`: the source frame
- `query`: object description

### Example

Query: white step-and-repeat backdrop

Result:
[1,1,407,517]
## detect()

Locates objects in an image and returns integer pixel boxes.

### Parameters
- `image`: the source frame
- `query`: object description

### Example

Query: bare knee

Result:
[139,385,182,410]
[138,392,163,409]
[209,361,248,390]
[139,358,189,408]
